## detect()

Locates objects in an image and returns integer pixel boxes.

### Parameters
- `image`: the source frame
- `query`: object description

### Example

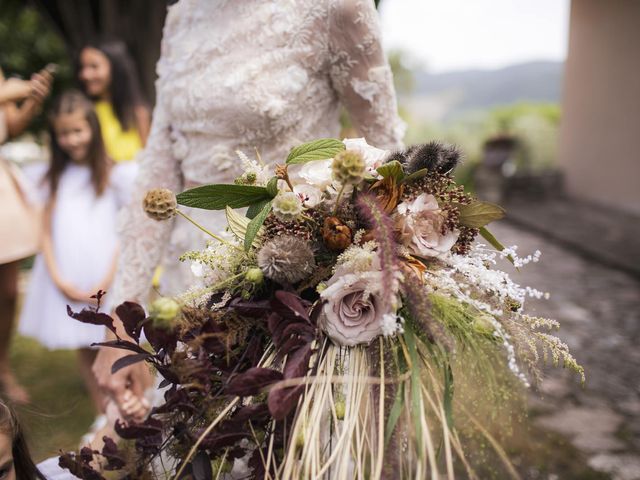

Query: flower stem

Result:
[175,209,244,253]
[332,183,347,216]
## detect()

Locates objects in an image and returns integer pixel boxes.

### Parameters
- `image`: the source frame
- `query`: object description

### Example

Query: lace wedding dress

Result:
[111,0,405,306]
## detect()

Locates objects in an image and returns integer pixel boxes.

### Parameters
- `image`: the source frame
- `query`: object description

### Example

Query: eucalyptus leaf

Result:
[458,201,506,228]
[177,184,271,210]
[401,168,428,184]
[285,138,345,165]
[244,201,272,251]
[266,176,279,198]
[376,160,405,181]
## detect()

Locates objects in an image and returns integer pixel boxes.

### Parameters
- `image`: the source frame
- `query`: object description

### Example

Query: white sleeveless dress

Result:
[19,163,137,349]
[110,0,405,307]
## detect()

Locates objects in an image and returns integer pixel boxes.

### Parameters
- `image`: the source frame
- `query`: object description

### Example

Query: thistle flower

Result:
[272,191,304,222]
[390,141,462,175]
[332,150,365,185]
[257,236,315,284]
[143,188,177,221]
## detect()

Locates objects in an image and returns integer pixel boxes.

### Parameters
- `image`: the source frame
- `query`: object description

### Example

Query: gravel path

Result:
[489,220,640,480]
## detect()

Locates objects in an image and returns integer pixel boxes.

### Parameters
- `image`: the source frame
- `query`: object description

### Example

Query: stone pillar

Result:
[559,0,640,215]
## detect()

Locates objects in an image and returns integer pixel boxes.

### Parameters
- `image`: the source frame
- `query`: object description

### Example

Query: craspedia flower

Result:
[332,150,365,185]
[257,236,315,284]
[143,188,177,221]
[272,191,304,222]
[148,297,181,330]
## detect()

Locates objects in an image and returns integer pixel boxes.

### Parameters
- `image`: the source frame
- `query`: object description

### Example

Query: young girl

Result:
[18,91,146,447]
[0,398,46,480]
[78,40,150,163]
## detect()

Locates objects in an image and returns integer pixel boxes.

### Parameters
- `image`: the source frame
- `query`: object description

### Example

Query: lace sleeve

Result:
[328,0,406,150]
[110,95,182,307]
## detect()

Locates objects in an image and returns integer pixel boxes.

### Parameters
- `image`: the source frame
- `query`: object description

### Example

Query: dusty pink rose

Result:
[319,269,389,346]
[395,193,459,258]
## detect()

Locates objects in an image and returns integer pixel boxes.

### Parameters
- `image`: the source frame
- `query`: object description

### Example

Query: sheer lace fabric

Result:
[111,0,405,306]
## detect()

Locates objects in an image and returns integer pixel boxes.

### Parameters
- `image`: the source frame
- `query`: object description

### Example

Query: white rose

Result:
[298,159,333,189]
[395,193,459,258]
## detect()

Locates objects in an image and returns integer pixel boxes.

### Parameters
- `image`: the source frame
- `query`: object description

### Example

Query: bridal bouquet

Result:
[62,138,583,479]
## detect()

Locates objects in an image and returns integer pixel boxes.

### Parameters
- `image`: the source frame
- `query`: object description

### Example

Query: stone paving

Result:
[488,220,640,480]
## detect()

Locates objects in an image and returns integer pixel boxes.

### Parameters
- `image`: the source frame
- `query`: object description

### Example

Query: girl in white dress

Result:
[18,91,138,417]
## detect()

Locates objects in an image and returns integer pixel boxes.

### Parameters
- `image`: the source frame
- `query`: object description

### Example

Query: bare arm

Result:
[4,70,53,137]
[134,105,151,146]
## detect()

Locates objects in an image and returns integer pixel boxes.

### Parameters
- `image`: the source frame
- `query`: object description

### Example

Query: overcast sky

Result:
[379,0,570,73]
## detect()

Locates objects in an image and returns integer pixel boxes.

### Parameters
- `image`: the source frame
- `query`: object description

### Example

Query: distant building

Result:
[559,0,640,215]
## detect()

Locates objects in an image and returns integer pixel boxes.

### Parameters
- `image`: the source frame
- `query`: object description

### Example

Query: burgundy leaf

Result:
[111,353,152,374]
[101,436,126,471]
[191,450,213,480]
[114,418,162,439]
[229,297,272,317]
[226,367,283,396]
[201,431,251,451]
[272,290,311,322]
[115,302,146,343]
[143,322,178,354]
[280,322,315,344]
[283,343,313,379]
[67,306,116,336]
[267,312,287,346]
[155,364,181,384]
[230,403,270,424]
[91,339,151,355]
[268,384,305,420]
[58,452,105,480]
[80,447,95,463]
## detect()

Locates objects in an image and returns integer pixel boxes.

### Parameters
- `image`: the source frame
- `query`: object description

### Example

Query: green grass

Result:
[9,335,95,462]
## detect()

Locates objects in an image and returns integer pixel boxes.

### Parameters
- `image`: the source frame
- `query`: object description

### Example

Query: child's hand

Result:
[57,281,95,304]
[29,68,53,104]
[118,390,151,423]
[1,77,32,102]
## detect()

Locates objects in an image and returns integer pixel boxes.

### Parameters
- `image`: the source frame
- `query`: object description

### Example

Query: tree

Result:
[30,0,167,105]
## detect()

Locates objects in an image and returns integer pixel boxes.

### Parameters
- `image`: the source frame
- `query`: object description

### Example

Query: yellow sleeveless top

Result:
[94,100,143,163]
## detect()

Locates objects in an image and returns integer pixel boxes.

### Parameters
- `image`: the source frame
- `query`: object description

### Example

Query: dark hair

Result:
[46,90,111,197]
[78,39,146,131]
[0,398,46,480]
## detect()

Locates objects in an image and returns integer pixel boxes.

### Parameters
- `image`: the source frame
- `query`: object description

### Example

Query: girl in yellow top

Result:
[78,40,150,162]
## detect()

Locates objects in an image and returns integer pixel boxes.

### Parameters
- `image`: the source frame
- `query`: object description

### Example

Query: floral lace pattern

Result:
[111,0,405,306]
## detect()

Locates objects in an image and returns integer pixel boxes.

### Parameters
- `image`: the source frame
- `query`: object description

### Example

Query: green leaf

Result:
[244,201,272,251]
[246,199,271,219]
[266,176,279,198]
[226,206,250,239]
[401,168,428,184]
[385,382,405,447]
[177,184,271,210]
[458,201,506,228]
[285,138,345,165]
[404,326,424,459]
[376,160,405,181]
[443,364,455,430]
[479,226,516,266]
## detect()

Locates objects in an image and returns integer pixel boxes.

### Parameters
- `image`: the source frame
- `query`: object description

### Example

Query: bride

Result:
[93,0,404,421]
